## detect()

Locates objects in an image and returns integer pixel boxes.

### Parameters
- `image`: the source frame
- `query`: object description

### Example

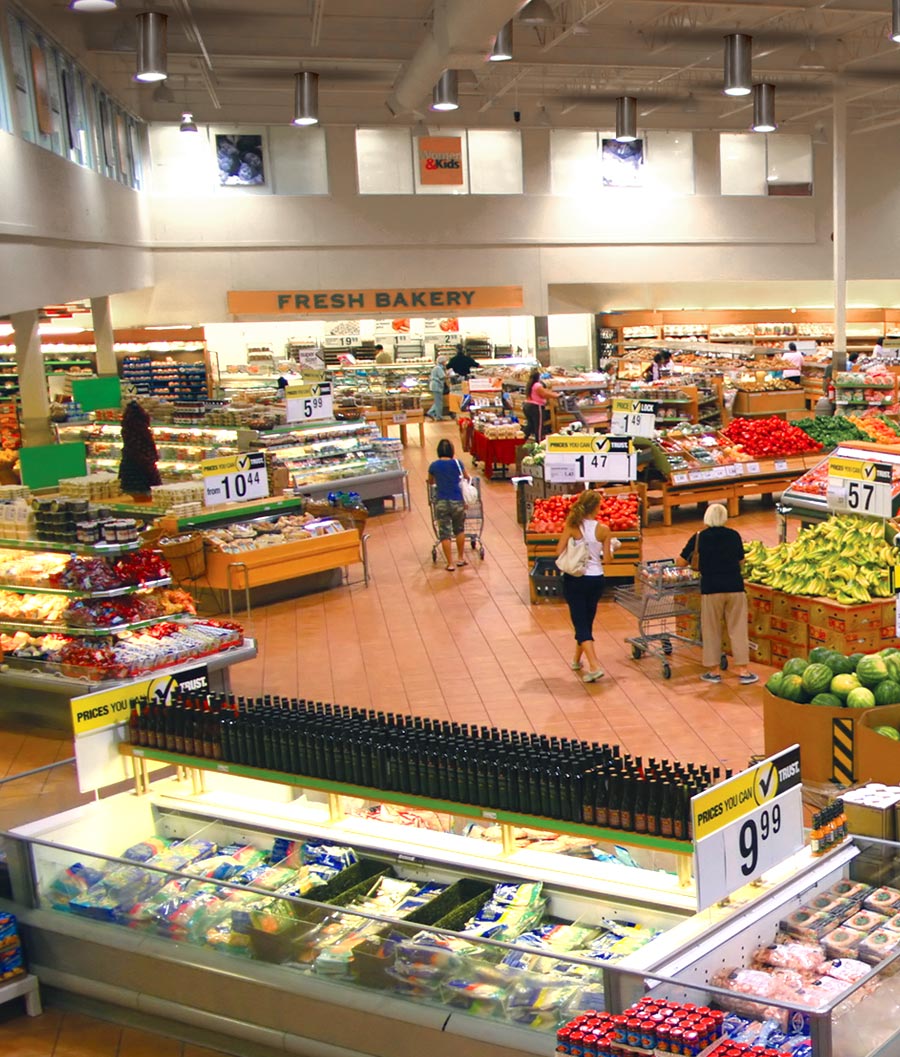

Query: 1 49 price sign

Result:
[202,452,270,508]
[285,382,334,424]
[610,398,657,439]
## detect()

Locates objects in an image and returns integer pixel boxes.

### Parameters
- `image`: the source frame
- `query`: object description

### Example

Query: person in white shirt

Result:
[872,337,887,360]
[782,341,804,382]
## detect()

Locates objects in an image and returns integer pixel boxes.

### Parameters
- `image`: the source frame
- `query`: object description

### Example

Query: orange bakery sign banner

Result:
[418,136,464,186]
[227,287,524,315]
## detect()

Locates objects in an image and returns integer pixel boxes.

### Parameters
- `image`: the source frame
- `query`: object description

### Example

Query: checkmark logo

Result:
[237,454,251,471]
[757,763,777,802]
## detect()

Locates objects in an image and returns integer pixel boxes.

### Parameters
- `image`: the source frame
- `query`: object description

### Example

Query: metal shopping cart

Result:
[615,559,725,679]
[428,479,486,562]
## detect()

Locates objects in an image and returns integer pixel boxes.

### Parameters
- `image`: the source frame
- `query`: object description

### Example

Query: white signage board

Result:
[285,382,334,424]
[202,452,269,506]
[544,434,636,484]
[610,398,657,438]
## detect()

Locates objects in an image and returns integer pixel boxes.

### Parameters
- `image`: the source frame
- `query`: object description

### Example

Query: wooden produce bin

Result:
[655,478,738,527]
[763,689,865,785]
[856,704,900,786]
[732,390,807,417]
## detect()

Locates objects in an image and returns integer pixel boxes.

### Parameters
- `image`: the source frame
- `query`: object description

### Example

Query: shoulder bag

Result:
[457,460,479,506]
[690,531,702,572]
[556,533,589,576]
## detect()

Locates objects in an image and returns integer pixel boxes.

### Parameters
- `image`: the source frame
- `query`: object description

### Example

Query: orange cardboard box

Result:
[763,689,860,784]
[749,637,772,665]
[856,704,900,786]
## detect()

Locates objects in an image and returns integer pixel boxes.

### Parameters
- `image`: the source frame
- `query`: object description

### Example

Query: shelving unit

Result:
[833,375,898,412]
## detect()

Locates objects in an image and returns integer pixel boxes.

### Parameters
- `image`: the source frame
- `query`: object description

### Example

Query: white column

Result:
[832,82,847,370]
[11,311,52,447]
[91,296,118,376]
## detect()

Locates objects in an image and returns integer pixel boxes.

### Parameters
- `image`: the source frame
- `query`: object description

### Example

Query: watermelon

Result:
[856,655,889,689]
[808,647,834,667]
[829,654,857,675]
[875,726,900,740]
[849,652,867,667]
[779,674,807,702]
[783,658,809,677]
[847,686,876,709]
[874,680,900,706]
[766,672,785,697]
[831,673,861,701]
[811,693,844,708]
[802,663,834,696]
[880,648,900,658]
[884,654,900,683]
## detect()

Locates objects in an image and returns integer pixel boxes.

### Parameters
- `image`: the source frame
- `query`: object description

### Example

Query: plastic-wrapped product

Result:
[820,958,871,983]
[829,881,872,904]
[807,893,853,916]
[842,909,888,934]
[863,886,900,915]
[858,927,900,964]
[752,943,826,973]
[440,978,507,1017]
[46,862,107,909]
[822,926,866,959]
[780,908,838,941]
[121,837,169,862]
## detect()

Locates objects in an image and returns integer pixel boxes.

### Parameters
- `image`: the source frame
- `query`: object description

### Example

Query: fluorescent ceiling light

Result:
[431,70,459,111]
[70,0,117,10]
[293,71,319,125]
[135,12,167,83]
[490,20,513,61]
[723,33,752,96]
[751,83,776,132]
[615,96,638,142]
[519,0,554,24]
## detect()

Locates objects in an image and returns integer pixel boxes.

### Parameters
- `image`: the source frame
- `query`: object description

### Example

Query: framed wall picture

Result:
[601,138,645,188]
[29,43,53,135]
[215,133,265,186]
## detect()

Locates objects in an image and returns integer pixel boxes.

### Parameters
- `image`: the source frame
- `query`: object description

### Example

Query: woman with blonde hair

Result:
[555,490,611,682]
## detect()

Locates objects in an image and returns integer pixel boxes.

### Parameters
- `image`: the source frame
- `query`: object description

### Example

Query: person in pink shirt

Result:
[523,369,556,441]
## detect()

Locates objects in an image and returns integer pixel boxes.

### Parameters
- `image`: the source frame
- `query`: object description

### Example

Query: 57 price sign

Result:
[202,452,270,508]
[544,434,636,484]
[826,457,894,520]
[611,398,657,438]
[692,745,803,910]
[285,382,334,424]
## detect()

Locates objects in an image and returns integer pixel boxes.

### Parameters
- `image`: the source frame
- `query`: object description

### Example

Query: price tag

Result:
[746,462,761,475]
[202,452,269,507]
[774,459,789,472]
[827,457,893,519]
[285,382,334,424]
[610,398,657,438]
[711,466,727,479]
[692,745,803,911]
[544,434,636,483]
[323,335,357,348]
[392,412,408,424]
[672,473,689,485]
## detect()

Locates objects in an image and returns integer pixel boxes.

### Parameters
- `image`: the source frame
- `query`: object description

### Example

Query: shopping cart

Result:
[428,479,486,562]
[615,559,726,679]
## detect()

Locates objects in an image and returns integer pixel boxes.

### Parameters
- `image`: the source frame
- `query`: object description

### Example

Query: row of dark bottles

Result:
[128,693,730,842]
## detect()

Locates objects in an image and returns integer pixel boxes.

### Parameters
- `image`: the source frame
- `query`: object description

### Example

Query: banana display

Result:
[743,515,900,606]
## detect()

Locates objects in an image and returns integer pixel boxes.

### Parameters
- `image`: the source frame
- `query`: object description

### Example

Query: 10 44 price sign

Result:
[610,398,657,438]
[544,434,636,483]
[202,452,270,507]
[285,382,334,424]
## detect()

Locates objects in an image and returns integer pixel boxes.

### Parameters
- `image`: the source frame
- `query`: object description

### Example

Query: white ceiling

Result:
[28,0,900,136]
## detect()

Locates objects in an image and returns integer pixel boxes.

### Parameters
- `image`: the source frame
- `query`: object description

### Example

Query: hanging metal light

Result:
[723,33,752,96]
[180,112,198,133]
[135,12,167,83]
[893,0,900,43]
[490,21,513,61]
[615,96,638,142]
[751,83,776,132]
[431,70,459,111]
[70,0,117,10]
[293,72,319,125]
[518,0,555,24]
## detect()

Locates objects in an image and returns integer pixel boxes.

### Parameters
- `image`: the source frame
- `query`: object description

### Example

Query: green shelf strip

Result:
[107,494,306,530]
[0,537,140,556]
[0,613,190,638]
[0,577,171,599]
[121,744,693,857]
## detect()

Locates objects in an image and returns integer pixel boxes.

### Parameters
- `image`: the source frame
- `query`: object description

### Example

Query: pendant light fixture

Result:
[751,83,776,132]
[615,96,638,142]
[431,70,459,111]
[518,0,555,24]
[180,112,198,133]
[723,32,752,96]
[134,12,167,83]
[293,72,319,125]
[490,20,513,61]
[892,0,900,42]
[70,0,117,10]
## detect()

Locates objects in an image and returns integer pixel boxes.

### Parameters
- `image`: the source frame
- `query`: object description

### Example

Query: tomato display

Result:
[722,416,822,458]
[527,492,640,534]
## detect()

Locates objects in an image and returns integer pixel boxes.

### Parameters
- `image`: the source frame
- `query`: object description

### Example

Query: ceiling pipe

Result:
[386,0,526,115]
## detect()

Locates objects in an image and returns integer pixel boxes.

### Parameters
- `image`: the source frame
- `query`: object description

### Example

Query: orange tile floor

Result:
[0,418,784,1052]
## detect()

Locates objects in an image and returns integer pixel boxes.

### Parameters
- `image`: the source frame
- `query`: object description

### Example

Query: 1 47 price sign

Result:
[202,452,270,508]
[544,434,636,483]
[285,382,334,424]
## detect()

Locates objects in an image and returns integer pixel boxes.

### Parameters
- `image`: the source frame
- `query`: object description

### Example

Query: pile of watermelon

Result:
[766,648,900,709]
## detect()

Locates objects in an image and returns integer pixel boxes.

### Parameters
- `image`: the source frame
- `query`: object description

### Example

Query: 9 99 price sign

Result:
[692,745,803,910]
[202,452,269,508]
[285,382,334,424]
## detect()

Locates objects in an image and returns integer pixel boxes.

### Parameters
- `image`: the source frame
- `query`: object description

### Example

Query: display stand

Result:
[471,430,524,479]
[363,408,426,447]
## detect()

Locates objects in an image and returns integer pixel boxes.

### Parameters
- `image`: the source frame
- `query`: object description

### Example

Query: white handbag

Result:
[457,460,478,506]
[555,537,589,576]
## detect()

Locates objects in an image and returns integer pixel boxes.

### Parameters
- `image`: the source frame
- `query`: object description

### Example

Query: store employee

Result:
[374,343,394,364]
[782,342,804,382]
[447,348,480,379]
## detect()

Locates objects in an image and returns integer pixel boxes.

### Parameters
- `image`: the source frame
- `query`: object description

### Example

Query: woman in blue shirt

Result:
[428,439,471,571]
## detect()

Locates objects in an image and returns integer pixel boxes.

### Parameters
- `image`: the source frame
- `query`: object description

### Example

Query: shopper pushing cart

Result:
[427,439,485,569]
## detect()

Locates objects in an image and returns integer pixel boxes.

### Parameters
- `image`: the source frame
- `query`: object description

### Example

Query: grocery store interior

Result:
[8,2,900,1057]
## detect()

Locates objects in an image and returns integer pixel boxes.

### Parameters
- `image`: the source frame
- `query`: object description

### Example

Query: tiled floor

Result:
[0,418,784,1050]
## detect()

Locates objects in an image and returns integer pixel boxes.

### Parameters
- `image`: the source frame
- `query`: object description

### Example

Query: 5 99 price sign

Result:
[692,745,803,910]
[285,382,334,424]
[202,452,270,508]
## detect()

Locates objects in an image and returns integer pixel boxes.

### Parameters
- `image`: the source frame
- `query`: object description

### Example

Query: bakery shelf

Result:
[0,577,171,599]
[0,613,191,638]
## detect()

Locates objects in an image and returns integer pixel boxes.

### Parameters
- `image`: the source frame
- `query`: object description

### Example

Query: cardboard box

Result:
[732,390,807,415]
[844,798,897,841]
[772,591,792,619]
[747,583,775,615]
[769,616,809,649]
[763,689,863,784]
[770,638,796,664]
[749,612,771,638]
[787,599,811,624]
[749,637,772,665]
[857,705,900,787]
[809,600,884,634]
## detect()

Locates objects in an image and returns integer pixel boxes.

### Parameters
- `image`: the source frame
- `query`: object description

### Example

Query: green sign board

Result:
[19,442,87,490]
[71,376,122,412]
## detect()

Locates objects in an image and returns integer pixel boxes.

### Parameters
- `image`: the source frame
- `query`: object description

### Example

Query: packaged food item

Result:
[863,886,900,915]
[780,908,837,941]
[819,958,871,983]
[822,926,866,959]
[828,881,872,904]
[858,927,900,964]
[842,909,888,934]
[752,944,826,973]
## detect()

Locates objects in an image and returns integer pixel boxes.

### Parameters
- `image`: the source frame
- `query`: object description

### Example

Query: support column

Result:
[533,316,550,367]
[832,83,847,371]
[91,296,117,376]
[11,311,52,447]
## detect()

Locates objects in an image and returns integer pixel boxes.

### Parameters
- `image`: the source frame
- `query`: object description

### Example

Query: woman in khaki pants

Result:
[676,504,758,686]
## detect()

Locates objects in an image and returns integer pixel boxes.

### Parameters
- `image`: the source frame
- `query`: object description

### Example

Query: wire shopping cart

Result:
[428,480,486,563]
[615,560,723,680]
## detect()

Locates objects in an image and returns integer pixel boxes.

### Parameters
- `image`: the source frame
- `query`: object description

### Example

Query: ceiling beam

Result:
[311,0,326,48]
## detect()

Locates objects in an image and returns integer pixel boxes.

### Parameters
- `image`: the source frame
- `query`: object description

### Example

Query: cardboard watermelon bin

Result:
[763,689,866,785]
[856,703,900,785]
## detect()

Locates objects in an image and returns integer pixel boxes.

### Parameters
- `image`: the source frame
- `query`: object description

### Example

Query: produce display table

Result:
[471,430,524,479]
[364,408,425,447]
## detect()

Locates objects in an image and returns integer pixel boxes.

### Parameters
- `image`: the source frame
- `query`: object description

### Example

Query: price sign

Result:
[323,335,357,348]
[692,745,803,910]
[392,412,407,424]
[774,459,789,472]
[544,434,636,483]
[827,457,893,519]
[202,452,269,507]
[469,376,503,393]
[610,398,657,438]
[285,382,334,424]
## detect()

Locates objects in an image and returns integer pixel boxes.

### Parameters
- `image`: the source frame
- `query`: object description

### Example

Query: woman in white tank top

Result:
[555,490,612,683]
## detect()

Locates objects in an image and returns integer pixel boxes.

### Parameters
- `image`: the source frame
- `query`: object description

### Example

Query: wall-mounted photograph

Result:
[216,133,265,186]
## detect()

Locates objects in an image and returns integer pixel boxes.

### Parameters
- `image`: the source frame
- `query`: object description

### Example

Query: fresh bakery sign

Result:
[418,135,464,186]
[227,286,524,315]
